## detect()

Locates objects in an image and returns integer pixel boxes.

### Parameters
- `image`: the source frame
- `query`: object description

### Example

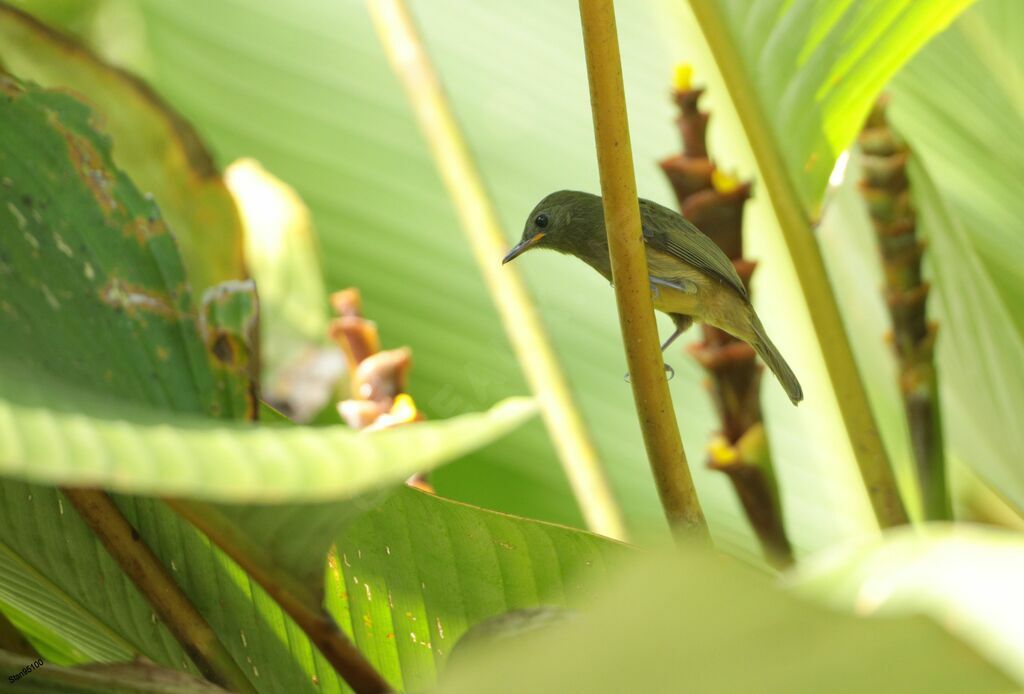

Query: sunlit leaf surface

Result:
[328,487,627,691]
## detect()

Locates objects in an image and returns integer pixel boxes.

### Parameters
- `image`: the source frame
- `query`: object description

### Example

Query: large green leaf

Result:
[327,487,627,691]
[0,77,534,500]
[685,0,973,213]
[792,524,1024,685]
[441,543,1013,693]
[0,74,245,419]
[890,0,1024,325]
[0,71,535,691]
[0,359,533,501]
[0,481,356,692]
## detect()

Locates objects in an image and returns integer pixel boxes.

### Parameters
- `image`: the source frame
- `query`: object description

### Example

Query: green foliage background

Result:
[1,0,1023,690]
[50,0,1018,556]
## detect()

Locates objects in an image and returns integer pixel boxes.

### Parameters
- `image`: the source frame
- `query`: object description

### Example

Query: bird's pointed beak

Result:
[502,233,545,264]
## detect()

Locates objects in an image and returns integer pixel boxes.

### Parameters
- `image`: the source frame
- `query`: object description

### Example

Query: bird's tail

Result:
[748,312,803,405]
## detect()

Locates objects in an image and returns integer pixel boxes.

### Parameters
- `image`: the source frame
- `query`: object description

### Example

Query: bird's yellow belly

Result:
[646,248,710,317]
[651,284,701,316]
[644,247,752,339]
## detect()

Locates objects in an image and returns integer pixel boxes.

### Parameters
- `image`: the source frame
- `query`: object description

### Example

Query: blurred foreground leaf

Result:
[225,158,341,421]
[226,158,328,356]
[793,524,1024,686]
[442,543,1012,693]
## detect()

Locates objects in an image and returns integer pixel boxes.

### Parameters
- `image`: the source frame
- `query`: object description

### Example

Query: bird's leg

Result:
[623,315,691,383]
[660,325,686,353]
[662,314,693,352]
[657,315,693,381]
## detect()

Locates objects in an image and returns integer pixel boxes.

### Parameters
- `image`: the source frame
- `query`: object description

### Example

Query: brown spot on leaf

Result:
[211,333,233,364]
[51,114,119,217]
[122,216,168,245]
[100,278,177,319]
[0,75,24,98]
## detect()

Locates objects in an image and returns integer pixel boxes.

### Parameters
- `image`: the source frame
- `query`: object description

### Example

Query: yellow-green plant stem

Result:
[578,0,708,538]
[366,0,628,541]
[686,0,909,527]
[62,489,255,693]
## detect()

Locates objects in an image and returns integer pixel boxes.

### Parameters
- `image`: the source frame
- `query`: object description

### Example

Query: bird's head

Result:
[502,190,602,264]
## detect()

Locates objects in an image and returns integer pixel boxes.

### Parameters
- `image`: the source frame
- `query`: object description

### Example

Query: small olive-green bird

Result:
[502,190,803,404]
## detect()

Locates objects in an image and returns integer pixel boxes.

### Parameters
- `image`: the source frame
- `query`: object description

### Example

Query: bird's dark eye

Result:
[534,214,549,229]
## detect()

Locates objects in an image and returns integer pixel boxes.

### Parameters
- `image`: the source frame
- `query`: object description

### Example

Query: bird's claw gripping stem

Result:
[624,363,675,383]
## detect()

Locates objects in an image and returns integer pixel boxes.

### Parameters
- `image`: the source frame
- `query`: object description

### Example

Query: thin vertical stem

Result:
[577,0,708,538]
[367,0,628,540]
[859,100,951,520]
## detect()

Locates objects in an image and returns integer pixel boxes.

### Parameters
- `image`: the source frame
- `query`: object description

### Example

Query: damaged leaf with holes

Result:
[0,3,247,299]
[0,73,245,419]
[0,72,534,499]
[200,279,260,420]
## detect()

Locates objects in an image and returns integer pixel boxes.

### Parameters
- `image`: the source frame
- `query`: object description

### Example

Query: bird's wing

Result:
[639,197,748,300]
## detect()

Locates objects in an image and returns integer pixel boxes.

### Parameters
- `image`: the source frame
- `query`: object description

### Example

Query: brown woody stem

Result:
[165,500,391,694]
[62,489,254,693]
